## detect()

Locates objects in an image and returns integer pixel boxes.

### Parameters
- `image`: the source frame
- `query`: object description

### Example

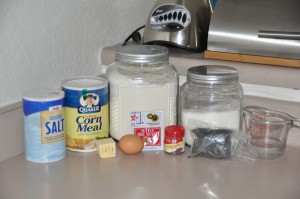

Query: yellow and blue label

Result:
[63,87,109,152]
[23,96,66,163]
[23,99,65,144]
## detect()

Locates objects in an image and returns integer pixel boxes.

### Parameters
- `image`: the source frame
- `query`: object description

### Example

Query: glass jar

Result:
[106,45,178,150]
[180,65,243,146]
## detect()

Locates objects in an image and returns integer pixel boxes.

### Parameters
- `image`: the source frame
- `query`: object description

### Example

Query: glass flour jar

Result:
[106,45,178,151]
[180,65,243,146]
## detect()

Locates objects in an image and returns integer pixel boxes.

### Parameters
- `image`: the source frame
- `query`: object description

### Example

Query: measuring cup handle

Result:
[292,118,300,128]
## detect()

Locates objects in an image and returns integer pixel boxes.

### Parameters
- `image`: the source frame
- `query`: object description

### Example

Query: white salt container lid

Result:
[22,89,64,102]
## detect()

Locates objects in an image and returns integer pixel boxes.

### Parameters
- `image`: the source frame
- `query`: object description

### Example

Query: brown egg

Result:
[119,134,144,155]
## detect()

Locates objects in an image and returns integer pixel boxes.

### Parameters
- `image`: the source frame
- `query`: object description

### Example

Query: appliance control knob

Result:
[178,12,182,20]
[168,13,172,20]
[164,14,168,21]
[182,13,187,23]
[173,12,177,20]
[159,16,163,21]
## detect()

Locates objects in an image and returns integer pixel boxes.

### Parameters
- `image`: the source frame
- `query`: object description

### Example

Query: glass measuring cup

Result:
[243,106,300,160]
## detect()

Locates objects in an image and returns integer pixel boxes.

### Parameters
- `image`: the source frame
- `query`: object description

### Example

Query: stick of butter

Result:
[96,138,116,158]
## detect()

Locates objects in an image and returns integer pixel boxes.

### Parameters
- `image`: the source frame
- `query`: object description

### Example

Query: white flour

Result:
[109,79,177,141]
[182,109,241,146]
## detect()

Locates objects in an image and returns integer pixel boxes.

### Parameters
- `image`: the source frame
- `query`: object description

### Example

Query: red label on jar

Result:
[134,127,161,147]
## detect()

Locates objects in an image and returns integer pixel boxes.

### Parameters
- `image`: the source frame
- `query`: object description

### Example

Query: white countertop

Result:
[1,146,300,199]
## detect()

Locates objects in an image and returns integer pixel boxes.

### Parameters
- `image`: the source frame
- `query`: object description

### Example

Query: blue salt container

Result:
[22,89,65,163]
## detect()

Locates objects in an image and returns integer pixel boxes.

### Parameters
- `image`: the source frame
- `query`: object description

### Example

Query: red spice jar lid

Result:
[165,125,185,137]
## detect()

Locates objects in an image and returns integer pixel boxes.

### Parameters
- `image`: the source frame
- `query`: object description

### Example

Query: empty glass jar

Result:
[179,65,243,146]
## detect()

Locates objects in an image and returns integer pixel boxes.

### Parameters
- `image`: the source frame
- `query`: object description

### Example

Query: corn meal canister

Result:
[22,89,66,163]
[62,76,109,152]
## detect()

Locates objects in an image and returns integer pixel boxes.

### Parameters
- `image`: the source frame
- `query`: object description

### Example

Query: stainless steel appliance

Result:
[143,0,213,52]
[207,0,300,59]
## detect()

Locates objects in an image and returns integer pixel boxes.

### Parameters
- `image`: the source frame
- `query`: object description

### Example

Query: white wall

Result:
[0,0,156,108]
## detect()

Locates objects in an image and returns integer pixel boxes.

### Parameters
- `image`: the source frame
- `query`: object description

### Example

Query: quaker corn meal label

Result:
[131,111,164,150]
[22,89,66,163]
[62,76,109,152]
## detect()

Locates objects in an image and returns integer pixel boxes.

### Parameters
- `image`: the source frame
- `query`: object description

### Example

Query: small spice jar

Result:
[164,125,185,154]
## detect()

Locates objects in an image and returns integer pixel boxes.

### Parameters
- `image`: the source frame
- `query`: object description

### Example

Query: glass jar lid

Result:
[187,65,239,84]
[115,45,169,64]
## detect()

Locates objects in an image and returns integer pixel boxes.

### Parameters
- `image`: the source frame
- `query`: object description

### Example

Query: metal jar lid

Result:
[115,45,169,63]
[187,65,239,84]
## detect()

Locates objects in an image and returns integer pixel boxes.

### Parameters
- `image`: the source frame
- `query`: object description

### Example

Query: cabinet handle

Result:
[258,30,300,40]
